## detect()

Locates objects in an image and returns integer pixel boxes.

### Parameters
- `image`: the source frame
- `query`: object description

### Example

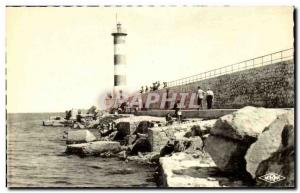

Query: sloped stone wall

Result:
[141,60,294,109]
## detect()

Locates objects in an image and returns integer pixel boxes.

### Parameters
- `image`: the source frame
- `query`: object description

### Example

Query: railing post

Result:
[271,54,273,64]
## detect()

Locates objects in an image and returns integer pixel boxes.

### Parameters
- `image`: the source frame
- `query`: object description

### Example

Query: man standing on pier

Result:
[206,88,214,109]
[197,86,205,110]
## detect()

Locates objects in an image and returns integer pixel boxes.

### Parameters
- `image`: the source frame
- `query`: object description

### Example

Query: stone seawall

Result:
[141,60,294,109]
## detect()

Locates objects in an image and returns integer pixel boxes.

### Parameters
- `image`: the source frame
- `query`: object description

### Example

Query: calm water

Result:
[7,113,156,188]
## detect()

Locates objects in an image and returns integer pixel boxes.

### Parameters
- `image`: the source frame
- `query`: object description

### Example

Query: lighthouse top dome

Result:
[112,22,127,36]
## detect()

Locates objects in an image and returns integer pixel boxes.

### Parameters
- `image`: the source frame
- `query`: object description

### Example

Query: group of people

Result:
[140,81,168,93]
[197,86,214,110]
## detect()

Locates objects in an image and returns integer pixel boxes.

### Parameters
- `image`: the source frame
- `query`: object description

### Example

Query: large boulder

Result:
[66,130,96,144]
[204,106,288,173]
[113,116,165,141]
[65,141,121,156]
[245,110,294,186]
[205,135,250,172]
[211,106,287,141]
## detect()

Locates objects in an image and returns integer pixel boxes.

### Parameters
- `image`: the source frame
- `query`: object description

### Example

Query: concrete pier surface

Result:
[134,108,292,119]
[135,109,237,119]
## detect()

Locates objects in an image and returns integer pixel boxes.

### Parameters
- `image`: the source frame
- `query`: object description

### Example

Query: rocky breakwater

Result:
[64,115,168,160]
[156,118,255,187]
[112,116,166,156]
[245,110,294,187]
[65,130,122,157]
[204,106,294,187]
[148,119,216,153]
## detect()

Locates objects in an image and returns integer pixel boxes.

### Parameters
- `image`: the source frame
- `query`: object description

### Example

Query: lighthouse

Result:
[111,21,127,107]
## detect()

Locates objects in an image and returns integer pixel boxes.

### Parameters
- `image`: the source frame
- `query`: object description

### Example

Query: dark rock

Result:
[130,137,151,155]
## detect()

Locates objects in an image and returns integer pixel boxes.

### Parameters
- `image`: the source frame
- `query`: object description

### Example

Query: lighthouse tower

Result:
[111,21,127,107]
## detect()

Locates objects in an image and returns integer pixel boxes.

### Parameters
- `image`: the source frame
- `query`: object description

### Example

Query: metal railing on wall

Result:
[166,48,294,88]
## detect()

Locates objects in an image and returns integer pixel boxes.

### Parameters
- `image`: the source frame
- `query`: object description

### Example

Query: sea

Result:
[6,113,156,188]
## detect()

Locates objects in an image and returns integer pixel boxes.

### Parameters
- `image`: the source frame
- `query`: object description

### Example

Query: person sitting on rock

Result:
[165,113,173,125]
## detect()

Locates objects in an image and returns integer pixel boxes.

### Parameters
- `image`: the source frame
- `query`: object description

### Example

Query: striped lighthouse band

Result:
[114,74,126,86]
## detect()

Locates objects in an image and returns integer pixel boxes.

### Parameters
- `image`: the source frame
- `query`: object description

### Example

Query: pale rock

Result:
[66,130,96,144]
[245,110,294,181]
[211,106,287,141]
[158,152,248,187]
[65,141,121,156]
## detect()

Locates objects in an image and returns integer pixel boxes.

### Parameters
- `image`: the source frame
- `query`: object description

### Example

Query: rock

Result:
[130,137,151,155]
[134,121,154,134]
[205,135,249,172]
[73,123,85,129]
[52,122,65,127]
[117,150,127,160]
[66,130,96,144]
[65,141,121,156]
[185,136,204,153]
[108,131,118,140]
[113,116,165,141]
[123,134,137,146]
[86,120,99,129]
[148,121,203,152]
[149,152,161,162]
[43,119,65,127]
[125,152,159,163]
[197,119,217,134]
[114,122,131,140]
[204,106,288,173]
[211,106,287,141]
[158,152,250,187]
[255,142,294,187]
[245,110,294,186]
[160,136,203,156]
[114,116,165,135]
[148,127,170,152]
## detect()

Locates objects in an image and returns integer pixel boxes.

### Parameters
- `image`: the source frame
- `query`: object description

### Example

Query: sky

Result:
[6,6,294,113]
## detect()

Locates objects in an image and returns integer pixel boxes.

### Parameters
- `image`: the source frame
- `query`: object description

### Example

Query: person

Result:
[206,88,214,109]
[65,110,72,120]
[76,110,83,123]
[173,100,182,122]
[197,86,205,110]
[165,113,173,125]
[140,86,144,93]
[120,102,127,113]
[163,82,167,88]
